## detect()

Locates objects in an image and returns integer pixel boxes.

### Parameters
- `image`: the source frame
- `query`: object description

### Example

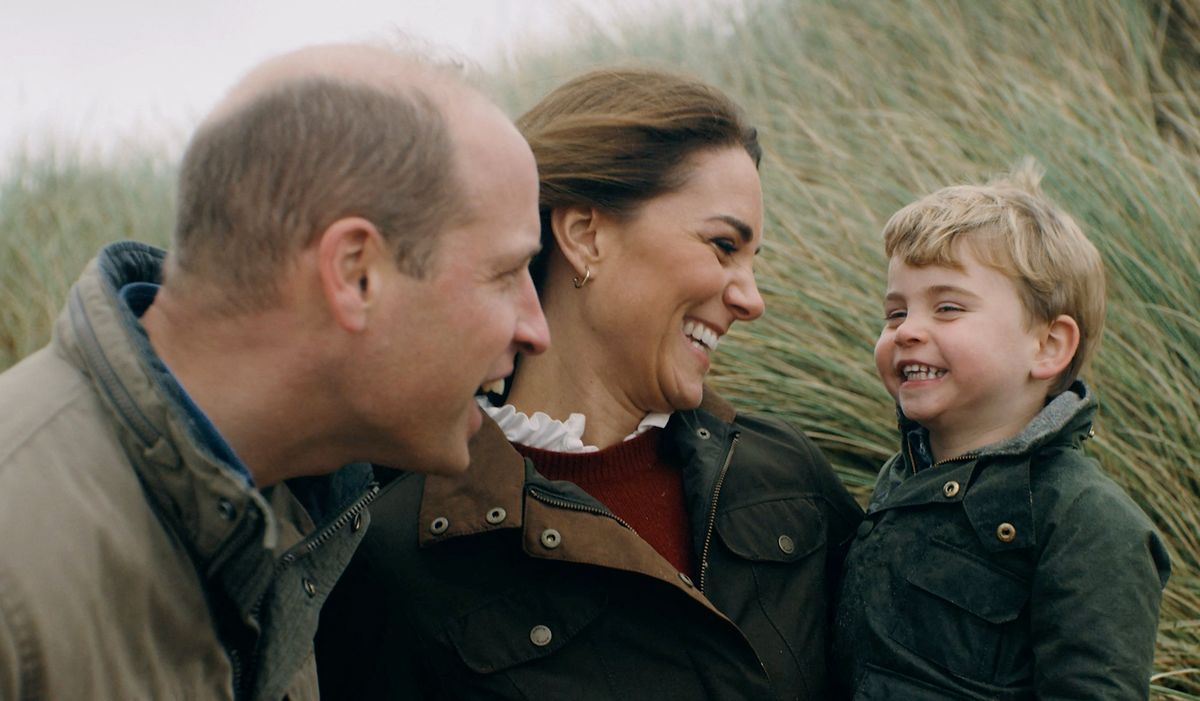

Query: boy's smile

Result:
[874,244,1051,461]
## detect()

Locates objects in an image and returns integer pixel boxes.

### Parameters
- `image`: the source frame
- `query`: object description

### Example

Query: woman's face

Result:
[589,146,764,413]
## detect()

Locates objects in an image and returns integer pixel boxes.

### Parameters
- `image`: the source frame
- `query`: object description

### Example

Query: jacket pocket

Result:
[853,663,1031,701]
[716,496,826,562]
[889,538,1029,682]
[438,588,607,674]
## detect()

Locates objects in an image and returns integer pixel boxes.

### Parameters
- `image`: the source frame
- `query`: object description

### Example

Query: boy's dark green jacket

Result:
[831,381,1171,700]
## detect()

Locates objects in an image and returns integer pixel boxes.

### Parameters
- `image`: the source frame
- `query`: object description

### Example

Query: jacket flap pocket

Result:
[441,589,606,674]
[716,497,826,562]
[905,542,1028,624]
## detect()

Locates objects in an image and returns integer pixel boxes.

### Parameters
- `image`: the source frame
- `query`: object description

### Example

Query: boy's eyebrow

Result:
[927,284,981,299]
[883,284,981,303]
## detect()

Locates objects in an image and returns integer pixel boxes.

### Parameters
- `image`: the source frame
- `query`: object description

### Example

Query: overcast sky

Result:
[2,0,710,163]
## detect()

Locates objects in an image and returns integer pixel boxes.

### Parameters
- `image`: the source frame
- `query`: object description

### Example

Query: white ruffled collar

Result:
[476,396,670,453]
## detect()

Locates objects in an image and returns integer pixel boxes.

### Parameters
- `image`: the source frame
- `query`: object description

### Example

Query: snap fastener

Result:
[429,517,450,535]
[696,428,711,439]
[486,507,507,525]
[1087,427,1096,439]
[942,480,961,498]
[529,625,553,647]
[351,512,364,533]
[996,522,1017,543]
[216,498,236,521]
[777,534,796,554]
[678,572,694,587]
[302,578,317,597]
[540,528,562,549]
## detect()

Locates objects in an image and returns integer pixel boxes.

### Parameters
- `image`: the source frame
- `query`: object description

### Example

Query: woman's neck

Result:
[506,349,646,449]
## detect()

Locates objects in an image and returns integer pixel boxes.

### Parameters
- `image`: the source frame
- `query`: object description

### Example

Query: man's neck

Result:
[139,289,326,487]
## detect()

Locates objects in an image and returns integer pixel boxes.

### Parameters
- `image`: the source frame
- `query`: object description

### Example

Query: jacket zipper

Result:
[236,483,380,700]
[932,453,978,469]
[698,432,739,593]
[527,487,636,532]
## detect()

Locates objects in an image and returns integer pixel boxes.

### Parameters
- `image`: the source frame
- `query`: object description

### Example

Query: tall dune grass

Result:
[2,0,1197,694]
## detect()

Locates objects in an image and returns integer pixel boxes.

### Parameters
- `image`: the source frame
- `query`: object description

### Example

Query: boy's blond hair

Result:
[882,158,1105,396]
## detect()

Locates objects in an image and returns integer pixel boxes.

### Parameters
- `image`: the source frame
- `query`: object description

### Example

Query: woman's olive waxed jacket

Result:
[831,383,1171,700]
[317,390,863,700]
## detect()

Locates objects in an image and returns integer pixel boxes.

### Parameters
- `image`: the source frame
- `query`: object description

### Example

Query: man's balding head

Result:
[169,43,476,309]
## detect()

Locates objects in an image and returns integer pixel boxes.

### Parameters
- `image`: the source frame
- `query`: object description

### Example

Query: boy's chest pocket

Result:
[889,538,1030,682]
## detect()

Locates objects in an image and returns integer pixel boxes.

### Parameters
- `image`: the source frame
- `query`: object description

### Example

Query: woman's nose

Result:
[725,270,765,321]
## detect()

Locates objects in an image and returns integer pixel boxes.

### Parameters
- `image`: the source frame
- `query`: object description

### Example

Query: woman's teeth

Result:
[683,320,719,351]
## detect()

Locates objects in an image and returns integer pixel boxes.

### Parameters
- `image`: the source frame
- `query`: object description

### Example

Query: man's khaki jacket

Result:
[0,242,375,700]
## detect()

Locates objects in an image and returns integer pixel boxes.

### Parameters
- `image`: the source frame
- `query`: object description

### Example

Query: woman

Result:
[317,67,863,700]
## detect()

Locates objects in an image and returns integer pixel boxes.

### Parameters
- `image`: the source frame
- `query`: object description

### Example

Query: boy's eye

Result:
[884,309,906,323]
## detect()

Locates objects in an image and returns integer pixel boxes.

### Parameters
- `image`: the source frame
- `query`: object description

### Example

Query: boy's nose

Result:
[894,317,926,345]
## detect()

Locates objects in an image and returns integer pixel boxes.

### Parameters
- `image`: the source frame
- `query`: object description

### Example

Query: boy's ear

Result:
[549,205,601,274]
[1031,314,1080,381]
[316,216,387,333]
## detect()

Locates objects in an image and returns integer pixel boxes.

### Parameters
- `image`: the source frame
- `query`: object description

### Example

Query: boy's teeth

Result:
[901,363,946,381]
[682,321,720,351]
[480,378,505,395]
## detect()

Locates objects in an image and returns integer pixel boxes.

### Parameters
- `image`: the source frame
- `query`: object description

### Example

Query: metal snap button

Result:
[1087,427,1096,439]
[942,480,961,498]
[678,572,694,587]
[302,578,317,597]
[540,528,562,549]
[351,512,364,533]
[777,534,796,554]
[486,507,507,525]
[429,517,450,535]
[216,498,236,521]
[996,522,1017,543]
[529,625,553,647]
[696,428,711,439]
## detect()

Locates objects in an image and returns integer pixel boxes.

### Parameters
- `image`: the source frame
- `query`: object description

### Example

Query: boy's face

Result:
[875,245,1050,457]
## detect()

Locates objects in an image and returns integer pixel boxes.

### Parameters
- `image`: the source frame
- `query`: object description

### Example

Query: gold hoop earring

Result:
[572,266,592,289]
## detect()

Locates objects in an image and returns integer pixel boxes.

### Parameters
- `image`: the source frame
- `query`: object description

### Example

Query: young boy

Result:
[832,160,1171,700]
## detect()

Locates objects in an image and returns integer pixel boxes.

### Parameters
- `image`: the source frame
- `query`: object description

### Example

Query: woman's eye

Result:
[712,237,737,254]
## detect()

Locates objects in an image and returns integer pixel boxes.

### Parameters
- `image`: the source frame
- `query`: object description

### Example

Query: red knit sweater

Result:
[513,428,695,577]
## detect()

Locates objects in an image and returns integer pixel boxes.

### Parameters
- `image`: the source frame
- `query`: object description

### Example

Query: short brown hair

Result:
[515,67,760,286]
[170,76,462,309]
[882,158,1105,395]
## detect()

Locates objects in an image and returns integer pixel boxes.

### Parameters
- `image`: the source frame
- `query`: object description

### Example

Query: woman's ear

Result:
[316,216,386,333]
[549,206,601,274]
[1031,314,1081,380]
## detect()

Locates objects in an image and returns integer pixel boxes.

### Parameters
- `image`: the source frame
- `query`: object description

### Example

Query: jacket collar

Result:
[417,388,743,619]
[55,242,371,614]
[874,381,1098,552]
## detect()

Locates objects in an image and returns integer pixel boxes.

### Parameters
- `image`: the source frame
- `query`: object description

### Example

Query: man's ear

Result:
[316,217,387,333]
[1031,314,1080,380]
[549,206,601,276]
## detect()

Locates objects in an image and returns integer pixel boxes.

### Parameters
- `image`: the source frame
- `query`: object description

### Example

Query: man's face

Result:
[363,99,548,473]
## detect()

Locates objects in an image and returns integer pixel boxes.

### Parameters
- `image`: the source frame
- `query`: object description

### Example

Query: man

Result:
[0,43,548,700]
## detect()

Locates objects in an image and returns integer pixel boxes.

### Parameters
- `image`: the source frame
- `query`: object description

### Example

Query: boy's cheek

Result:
[873,335,898,397]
